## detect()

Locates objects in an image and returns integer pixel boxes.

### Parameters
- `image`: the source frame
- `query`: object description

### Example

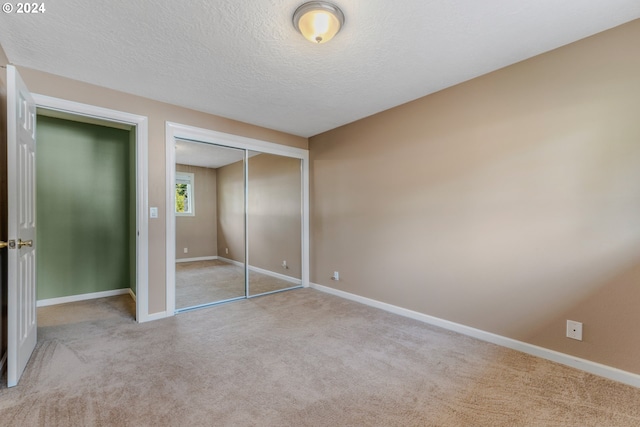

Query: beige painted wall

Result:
[216,160,244,262]
[175,164,217,260]
[310,20,640,374]
[217,154,302,278]
[10,66,307,314]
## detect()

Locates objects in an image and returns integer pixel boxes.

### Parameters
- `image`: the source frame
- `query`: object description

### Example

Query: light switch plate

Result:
[150,207,158,218]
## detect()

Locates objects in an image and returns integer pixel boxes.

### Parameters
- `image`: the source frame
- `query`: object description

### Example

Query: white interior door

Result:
[6,64,37,387]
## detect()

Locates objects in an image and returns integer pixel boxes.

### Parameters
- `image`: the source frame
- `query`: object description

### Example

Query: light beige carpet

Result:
[1,289,640,426]
[176,259,298,309]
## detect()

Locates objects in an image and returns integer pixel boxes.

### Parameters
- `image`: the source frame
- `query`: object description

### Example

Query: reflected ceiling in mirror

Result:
[175,139,258,169]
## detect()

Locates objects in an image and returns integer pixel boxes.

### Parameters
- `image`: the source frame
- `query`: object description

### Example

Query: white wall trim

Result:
[32,94,150,323]
[310,283,640,389]
[217,257,302,285]
[216,256,244,268]
[248,265,302,285]
[176,256,218,263]
[165,122,310,316]
[166,125,177,315]
[128,288,137,302]
[166,122,308,158]
[37,288,132,308]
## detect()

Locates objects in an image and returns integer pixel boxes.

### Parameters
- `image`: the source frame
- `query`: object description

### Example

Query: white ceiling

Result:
[1,1,639,137]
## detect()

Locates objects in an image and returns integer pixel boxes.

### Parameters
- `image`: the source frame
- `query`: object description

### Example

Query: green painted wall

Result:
[36,115,133,300]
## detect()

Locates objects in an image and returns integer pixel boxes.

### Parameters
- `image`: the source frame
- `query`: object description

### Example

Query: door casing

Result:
[32,94,151,322]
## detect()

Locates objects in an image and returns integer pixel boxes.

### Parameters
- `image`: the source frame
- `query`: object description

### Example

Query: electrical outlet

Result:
[331,271,340,281]
[566,320,583,341]
[282,260,288,269]
[225,248,229,254]
[183,248,188,254]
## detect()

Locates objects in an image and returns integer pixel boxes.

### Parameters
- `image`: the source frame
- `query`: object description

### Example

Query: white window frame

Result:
[175,171,195,216]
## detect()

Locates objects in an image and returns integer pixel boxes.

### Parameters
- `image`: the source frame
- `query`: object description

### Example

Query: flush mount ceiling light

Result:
[293,1,345,44]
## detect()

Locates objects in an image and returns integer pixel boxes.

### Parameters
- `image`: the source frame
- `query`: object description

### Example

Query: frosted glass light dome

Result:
[293,2,345,44]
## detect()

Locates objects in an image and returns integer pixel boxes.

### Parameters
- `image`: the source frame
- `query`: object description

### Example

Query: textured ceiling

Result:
[1,1,639,137]
[176,139,256,169]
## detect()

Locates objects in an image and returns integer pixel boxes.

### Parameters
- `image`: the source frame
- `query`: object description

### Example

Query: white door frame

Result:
[165,122,310,315]
[32,94,151,322]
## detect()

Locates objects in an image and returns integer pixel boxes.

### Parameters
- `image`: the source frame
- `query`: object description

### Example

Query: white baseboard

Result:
[249,265,302,285]
[37,288,132,307]
[217,257,301,285]
[176,256,218,263]
[0,351,6,375]
[217,256,243,268]
[128,288,137,302]
[310,283,640,389]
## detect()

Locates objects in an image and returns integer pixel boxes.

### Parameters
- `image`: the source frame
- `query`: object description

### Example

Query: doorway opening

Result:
[32,94,150,323]
[35,112,136,321]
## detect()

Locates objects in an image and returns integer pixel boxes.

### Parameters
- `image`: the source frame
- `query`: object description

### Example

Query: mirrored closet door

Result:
[247,151,302,296]
[174,141,246,310]
[174,140,303,312]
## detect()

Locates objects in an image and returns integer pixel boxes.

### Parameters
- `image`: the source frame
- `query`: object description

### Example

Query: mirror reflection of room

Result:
[247,150,302,296]
[174,141,302,311]
[175,141,244,310]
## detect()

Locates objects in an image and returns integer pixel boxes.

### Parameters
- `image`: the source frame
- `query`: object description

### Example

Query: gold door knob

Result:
[18,239,33,248]
[0,241,7,249]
